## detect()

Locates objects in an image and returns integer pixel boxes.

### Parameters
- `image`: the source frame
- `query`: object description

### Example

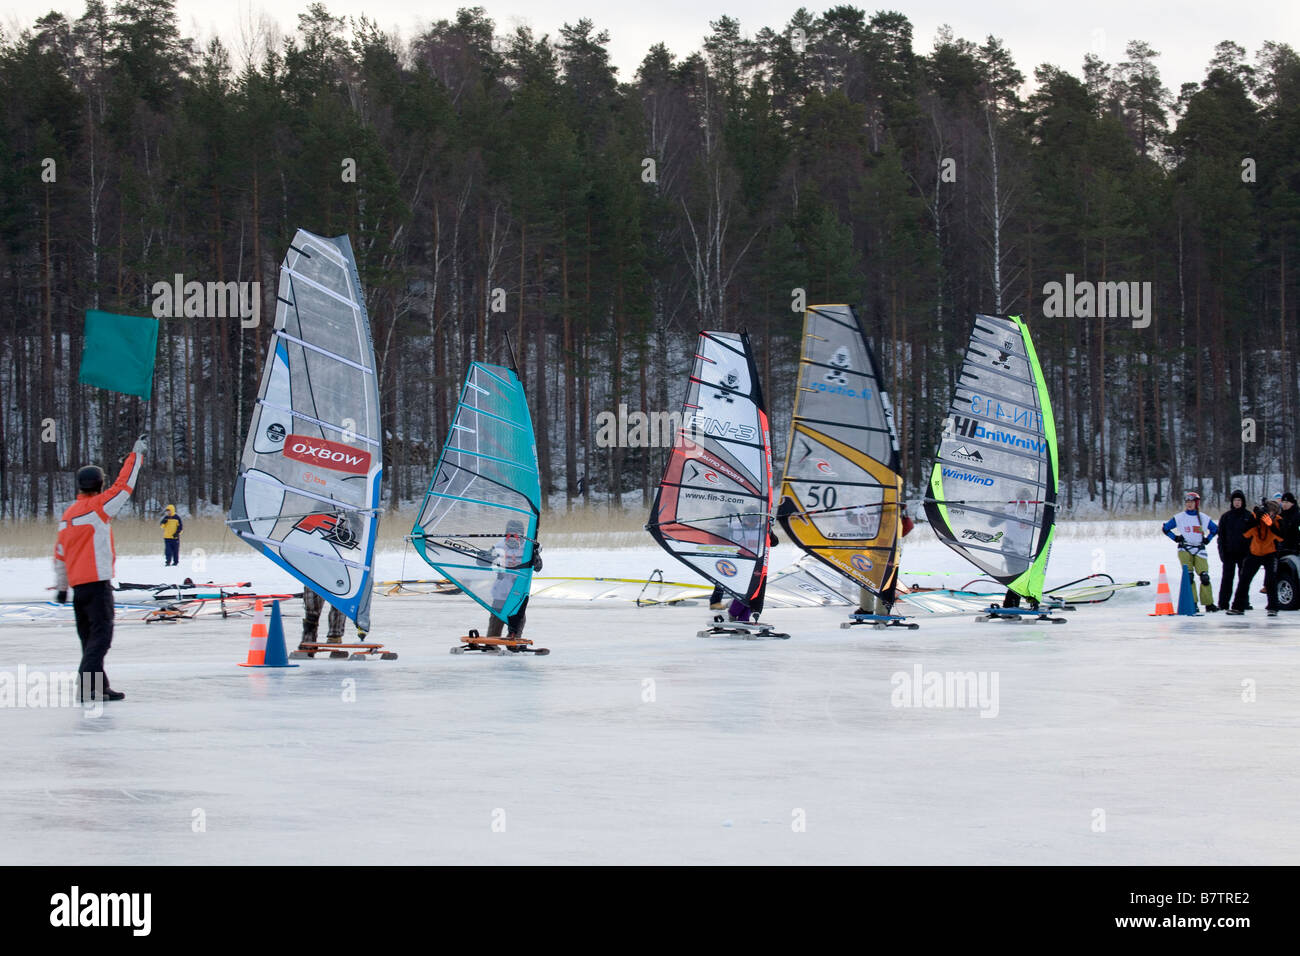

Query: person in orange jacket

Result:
[1229,499,1282,616]
[53,435,146,701]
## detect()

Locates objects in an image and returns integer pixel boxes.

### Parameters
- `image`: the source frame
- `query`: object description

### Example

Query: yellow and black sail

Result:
[777,305,903,596]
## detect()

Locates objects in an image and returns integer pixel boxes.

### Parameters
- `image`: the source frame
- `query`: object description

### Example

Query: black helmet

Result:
[76,465,105,494]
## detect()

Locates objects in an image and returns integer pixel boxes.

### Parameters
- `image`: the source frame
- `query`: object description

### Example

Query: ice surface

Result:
[1,522,1297,864]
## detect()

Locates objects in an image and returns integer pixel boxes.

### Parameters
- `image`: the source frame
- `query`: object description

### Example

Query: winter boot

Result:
[327,635,348,659]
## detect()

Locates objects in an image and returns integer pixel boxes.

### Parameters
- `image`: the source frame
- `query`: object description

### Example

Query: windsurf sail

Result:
[777,304,903,599]
[229,230,383,631]
[923,313,1058,602]
[410,362,541,623]
[647,331,775,612]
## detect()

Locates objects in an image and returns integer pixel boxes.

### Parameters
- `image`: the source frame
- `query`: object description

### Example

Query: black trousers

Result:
[487,597,528,637]
[302,589,345,640]
[1234,554,1278,611]
[164,538,180,565]
[73,580,115,694]
[1218,553,1247,609]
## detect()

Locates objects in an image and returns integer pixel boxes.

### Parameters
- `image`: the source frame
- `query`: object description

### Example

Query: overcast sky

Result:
[6,1,1297,93]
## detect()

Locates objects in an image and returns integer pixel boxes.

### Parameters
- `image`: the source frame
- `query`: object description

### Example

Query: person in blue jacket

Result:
[1162,491,1219,611]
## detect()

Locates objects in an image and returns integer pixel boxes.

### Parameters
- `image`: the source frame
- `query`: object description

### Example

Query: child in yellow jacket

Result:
[160,504,183,567]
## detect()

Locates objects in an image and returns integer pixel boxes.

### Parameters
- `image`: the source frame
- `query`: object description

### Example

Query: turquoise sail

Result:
[411,363,542,621]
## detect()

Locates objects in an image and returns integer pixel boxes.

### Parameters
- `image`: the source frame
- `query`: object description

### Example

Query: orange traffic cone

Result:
[238,599,269,666]
[1149,565,1175,616]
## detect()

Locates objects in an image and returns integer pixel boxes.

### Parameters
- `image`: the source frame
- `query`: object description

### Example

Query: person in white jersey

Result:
[1161,491,1220,612]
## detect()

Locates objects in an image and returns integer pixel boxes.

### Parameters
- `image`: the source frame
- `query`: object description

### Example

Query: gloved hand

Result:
[1174,535,1186,545]
[532,552,543,572]
[55,590,67,604]
[132,433,148,456]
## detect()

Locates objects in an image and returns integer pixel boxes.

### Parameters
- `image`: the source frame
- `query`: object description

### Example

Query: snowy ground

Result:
[1,522,1297,865]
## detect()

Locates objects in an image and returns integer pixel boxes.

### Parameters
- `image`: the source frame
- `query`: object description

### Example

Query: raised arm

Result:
[100,436,146,519]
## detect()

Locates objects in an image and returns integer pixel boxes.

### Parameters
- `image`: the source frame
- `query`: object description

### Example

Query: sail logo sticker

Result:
[825,347,851,385]
[815,459,836,476]
[284,435,371,474]
[949,416,1046,453]
[850,554,874,573]
[295,512,359,549]
[960,529,1004,543]
[715,559,738,577]
[942,467,995,486]
[968,395,1042,430]
[713,369,740,403]
[684,414,757,443]
[813,381,867,399]
[686,462,723,485]
[952,445,983,463]
[265,423,286,443]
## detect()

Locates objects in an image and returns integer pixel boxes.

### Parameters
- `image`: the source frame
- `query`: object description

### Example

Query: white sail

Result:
[229,230,382,630]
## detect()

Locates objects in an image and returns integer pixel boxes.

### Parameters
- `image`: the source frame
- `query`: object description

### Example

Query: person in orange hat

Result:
[54,435,147,701]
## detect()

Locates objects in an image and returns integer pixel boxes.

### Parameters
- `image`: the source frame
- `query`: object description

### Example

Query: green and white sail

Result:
[923,314,1058,601]
[229,230,383,631]
[411,363,541,622]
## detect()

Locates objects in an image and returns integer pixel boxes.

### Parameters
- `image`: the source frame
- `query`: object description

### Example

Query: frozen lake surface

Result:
[2,523,1297,864]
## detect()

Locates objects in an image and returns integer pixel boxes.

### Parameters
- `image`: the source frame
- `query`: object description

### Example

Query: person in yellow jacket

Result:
[160,504,183,566]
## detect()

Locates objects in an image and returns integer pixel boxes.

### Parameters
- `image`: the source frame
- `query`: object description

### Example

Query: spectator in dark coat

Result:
[1276,492,1299,556]
[1217,489,1251,611]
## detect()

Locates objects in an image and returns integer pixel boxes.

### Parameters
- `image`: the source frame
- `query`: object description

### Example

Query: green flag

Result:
[78,310,159,400]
